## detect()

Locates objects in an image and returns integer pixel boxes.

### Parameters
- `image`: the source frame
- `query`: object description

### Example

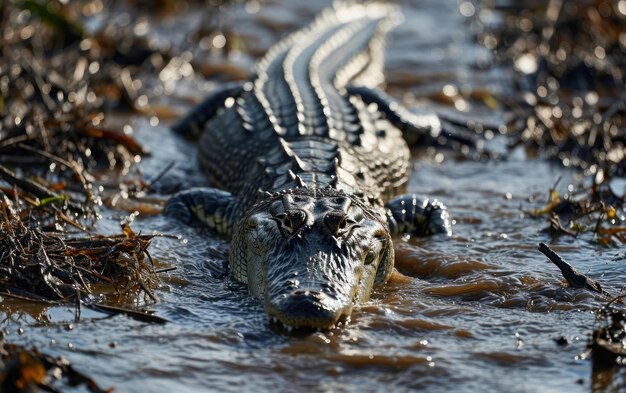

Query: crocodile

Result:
[165,3,474,329]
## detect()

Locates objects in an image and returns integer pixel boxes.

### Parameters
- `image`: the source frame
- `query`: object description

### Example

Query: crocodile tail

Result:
[254,2,402,83]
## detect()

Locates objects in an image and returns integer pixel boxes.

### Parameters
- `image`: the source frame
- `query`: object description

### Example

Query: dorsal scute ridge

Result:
[254,3,402,77]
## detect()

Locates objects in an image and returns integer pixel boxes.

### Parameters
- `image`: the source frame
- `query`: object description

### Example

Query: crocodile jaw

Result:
[262,248,363,329]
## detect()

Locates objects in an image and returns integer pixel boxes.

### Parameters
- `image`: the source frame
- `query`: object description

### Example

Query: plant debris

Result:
[0,336,112,393]
[590,294,626,368]
[0,194,160,305]
[0,0,192,310]
[470,1,626,241]
[469,0,626,178]
[0,1,152,175]
[524,176,625,245]
[470,0,626,378]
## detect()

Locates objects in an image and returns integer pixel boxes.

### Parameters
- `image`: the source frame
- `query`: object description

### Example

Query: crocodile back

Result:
[253,3,400,138]
[198,3,410,220]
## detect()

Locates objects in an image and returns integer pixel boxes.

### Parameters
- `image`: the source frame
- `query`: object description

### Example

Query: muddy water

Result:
[3,1,623,392]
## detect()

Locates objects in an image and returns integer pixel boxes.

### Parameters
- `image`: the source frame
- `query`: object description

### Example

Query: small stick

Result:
[155,267,177,274]
[146,161,175,189]
[538,242,611,297]
[16,143,97,210]
[0,164,58,201]
[138,279,157,303]
[85,303,168,324]
[75,289,81,322]
[605,294,626,308]
[0,165,82,211]
[548,214,577,237]
[0,291,60,304]
[74,266,113,283]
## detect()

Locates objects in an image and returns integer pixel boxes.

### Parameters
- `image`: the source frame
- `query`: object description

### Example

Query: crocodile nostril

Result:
[283,208,307,233]
[292,289,321,298]
[324,211,347,236]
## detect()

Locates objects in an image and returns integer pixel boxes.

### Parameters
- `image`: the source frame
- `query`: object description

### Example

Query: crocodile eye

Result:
[282,209,307,234]
[364,246,379,265]
[364,233,385,265]
[324,211,347,236]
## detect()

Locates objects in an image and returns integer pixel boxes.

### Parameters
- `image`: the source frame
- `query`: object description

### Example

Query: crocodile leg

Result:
[386,194,452,236]
[345,85,482,150]
[172,81,250,139]
[163,187,236,236]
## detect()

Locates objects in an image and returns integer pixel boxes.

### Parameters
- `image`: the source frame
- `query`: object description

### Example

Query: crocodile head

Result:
[229,188,394,329]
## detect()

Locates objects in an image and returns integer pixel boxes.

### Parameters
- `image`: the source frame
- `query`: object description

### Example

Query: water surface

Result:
[3,1,621,392]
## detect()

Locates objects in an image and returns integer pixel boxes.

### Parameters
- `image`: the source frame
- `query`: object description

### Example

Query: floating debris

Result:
[524,177,625,245]
[590,294,626,368]
[0,336,112,393]
[538,242,610,297]
[85,303,169,324]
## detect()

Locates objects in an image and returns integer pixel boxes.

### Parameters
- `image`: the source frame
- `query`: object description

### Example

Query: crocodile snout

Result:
[266,288,351,329]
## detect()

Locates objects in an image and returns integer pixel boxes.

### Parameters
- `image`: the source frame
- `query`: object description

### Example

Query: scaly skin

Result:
[165,4,456,329]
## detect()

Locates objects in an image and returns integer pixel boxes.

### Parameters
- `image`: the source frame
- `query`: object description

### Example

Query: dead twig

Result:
[538,242,611,297]
[84,303,168,324]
